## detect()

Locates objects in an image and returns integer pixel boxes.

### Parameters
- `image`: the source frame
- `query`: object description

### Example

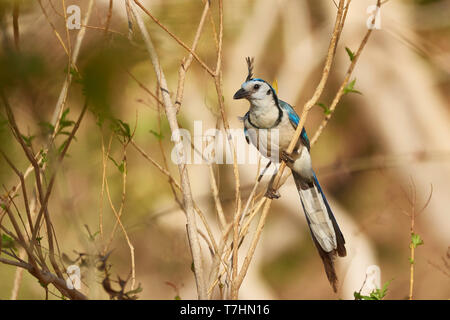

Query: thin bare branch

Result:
[174,0,210,112]
[129,0,207,299]
[310,0,380,146]
[133,0,214,76]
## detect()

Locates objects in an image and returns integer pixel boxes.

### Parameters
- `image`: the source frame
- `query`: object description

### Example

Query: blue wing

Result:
[279,100,310,150]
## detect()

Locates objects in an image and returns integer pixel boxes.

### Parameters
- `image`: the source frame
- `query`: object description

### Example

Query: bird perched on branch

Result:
[233,57,346,292]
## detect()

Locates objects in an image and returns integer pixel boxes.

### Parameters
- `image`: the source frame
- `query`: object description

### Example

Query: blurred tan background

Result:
[0,0,449,299]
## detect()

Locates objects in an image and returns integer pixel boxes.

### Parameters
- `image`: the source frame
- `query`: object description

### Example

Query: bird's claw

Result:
[281,151,295,164]
[265,187,280,199]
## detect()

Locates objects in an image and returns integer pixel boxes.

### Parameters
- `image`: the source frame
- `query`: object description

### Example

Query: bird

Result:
[233,57,346,292]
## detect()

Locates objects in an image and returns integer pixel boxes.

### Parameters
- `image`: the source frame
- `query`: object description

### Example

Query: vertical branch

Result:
[402,180,433,300]
[61,0,72,59]
[209,0,243,299]
[9,196,37,300]
[37,0,69,56]
[104,0,114,36]
[104,157,136,290]
[408,199,416,301]
[174,0,210,112]
[208,164,227,231]
[12,0,20,50]
[51,0,94,130]
[105,146,129,250]
[129,1,207,299]
[407,183,432,300]
[155,85,184,209]
[99,133,113,241]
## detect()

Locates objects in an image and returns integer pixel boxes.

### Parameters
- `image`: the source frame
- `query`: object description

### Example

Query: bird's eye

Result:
[253,84,260,90]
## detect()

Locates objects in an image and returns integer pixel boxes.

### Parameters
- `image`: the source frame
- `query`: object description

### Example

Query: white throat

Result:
[248,98,280,128]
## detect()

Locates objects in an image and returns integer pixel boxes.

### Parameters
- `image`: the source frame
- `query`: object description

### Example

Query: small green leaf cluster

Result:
[354,280,391,300]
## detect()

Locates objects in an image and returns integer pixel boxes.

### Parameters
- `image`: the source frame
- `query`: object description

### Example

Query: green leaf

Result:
[52,109,76,144]
[60,108,70,122]
[354,280,392,300]
[370,280,391,300]
[343,78,362,95]
[354,291,375,300]
[39,121,55,135]
[345,47,355,61]
[379,280,391,298]
[113,119,132,142]
[411,233,424,248]
[126,285,143,295]
[353,291,363,300]
[108,155,119,168]
[58,139,69,155]
[41,150,48,163]
[108,156,125,173]
[69,67,83,84]
[96,114,105,128]
[59,115,75,125]
[89,230,100,240]
[1,234,16,249]
[21,134,35,147]
[123,283,143,299]
[118,120,131,138]
[59,121,75,129]
[57,109,75,133]
[316,102,331,115]
[149,129,164,140]
[174,295,181,300]
[58,131,75,137]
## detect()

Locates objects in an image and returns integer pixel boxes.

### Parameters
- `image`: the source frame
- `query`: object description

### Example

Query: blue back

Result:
[279,100,310,150]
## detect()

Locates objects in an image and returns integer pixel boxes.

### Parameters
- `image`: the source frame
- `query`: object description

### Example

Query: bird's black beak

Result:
[233,88,249,100]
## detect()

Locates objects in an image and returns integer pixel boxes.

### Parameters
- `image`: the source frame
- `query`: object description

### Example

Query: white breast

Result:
[245,109,301,163]
[248,104,280,128]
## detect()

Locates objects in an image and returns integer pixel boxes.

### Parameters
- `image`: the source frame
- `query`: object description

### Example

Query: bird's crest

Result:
[245,57,254,82]
[242,57,279,105]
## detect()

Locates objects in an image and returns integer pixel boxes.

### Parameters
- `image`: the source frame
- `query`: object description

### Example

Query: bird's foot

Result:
[281,151,295,164]
[265,187,280,199]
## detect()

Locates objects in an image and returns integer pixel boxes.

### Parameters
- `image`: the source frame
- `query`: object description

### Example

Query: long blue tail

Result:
[292,171,346,292]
